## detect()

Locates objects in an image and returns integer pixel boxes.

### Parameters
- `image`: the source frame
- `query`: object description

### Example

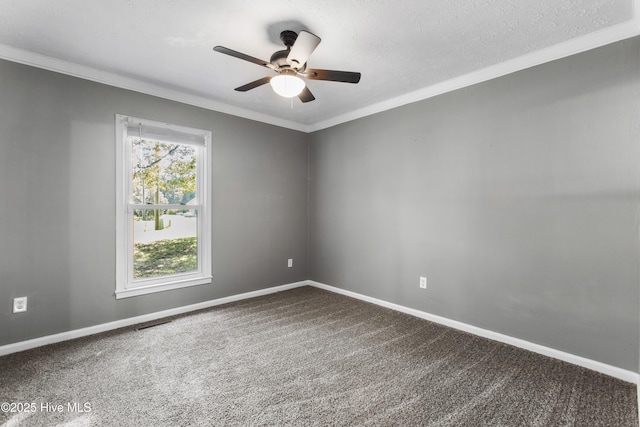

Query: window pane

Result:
[132,209,198,279]
[130,138,197,205]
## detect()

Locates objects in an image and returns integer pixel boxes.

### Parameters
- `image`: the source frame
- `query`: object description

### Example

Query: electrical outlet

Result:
[13,297,27,313]
[419,277,427,289]
[287,258,293,268]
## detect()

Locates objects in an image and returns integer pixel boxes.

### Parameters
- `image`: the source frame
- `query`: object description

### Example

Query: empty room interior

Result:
[1,1,640,425]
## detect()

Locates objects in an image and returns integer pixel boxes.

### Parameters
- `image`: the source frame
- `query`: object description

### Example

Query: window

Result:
[115,114,211,298]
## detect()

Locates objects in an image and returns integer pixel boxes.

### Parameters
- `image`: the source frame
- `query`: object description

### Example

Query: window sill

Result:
[115,276,212,299]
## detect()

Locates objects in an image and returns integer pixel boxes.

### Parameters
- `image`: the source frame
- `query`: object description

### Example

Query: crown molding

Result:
[0,43,309,133]
[1,16,638,134]
[309,18,640,132]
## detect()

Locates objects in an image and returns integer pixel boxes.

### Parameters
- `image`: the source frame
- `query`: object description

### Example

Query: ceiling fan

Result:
[213,30,361,103]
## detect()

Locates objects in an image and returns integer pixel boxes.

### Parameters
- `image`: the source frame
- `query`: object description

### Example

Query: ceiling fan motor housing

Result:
[270,49,291,68]
[271,31,300,69]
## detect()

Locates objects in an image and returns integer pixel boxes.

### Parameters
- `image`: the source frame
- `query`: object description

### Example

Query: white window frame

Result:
[115,114,212,299]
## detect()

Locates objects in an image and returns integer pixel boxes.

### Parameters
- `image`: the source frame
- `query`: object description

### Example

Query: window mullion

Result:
[128,204,202,210]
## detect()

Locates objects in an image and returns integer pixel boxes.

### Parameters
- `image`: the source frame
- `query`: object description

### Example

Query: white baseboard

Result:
[308,280,640,385]
[2,279,638,386]
[0,280,308,357]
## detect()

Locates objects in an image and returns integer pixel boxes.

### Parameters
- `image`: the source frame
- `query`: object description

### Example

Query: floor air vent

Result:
[136,319,172,330]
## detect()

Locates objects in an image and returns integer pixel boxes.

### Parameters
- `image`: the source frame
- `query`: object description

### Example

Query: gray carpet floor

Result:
[0,286,637,426]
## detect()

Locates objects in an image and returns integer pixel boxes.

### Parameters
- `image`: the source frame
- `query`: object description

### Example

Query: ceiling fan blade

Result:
[234,76,272,92]
[287,31,321,69]
[298,86,315,103]
[213,46,274,69]
[305,69,361,84]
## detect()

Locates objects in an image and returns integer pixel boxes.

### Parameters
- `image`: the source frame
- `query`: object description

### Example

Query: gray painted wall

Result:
[309,38,640,371]
[2,36,639,374]
[0,59,309,346]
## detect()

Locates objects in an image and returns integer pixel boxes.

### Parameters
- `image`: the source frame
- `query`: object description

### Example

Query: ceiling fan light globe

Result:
[270,75,305,98]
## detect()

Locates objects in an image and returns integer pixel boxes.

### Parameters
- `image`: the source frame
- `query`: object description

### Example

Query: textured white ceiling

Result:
[0,0,637,131]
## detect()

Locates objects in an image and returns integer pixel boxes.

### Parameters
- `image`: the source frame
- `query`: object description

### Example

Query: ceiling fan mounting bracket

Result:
[279,30,298,48]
